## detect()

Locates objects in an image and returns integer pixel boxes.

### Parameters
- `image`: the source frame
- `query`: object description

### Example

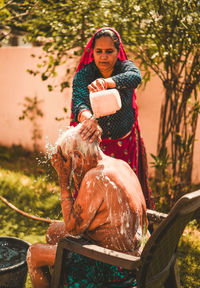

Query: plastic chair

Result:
[51,190,200,288]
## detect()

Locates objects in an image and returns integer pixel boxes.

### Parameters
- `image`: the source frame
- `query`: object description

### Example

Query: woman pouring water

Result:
[71,27,154,209]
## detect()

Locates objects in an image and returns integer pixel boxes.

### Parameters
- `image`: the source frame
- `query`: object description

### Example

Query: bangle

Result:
[78,109,89,122]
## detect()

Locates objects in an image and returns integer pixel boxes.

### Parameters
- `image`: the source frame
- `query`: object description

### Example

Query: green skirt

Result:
[63,252,137,288]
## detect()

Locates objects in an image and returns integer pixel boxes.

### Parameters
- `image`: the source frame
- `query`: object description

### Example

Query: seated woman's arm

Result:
[64,173,104,236]
[52,151,103,235]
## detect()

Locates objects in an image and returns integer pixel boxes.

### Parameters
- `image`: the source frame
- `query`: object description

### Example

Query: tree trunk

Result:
[156,82,199,203]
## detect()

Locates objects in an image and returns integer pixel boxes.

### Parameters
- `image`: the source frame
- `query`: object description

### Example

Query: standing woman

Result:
[71,27,154,209]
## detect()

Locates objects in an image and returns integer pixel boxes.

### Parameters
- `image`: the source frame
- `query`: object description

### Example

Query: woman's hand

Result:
[88,78,107,92]
[79,117,102,143]
[88,77,116,92]
[51,146,72,184]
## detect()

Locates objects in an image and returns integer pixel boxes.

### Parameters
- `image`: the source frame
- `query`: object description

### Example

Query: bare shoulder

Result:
[102,157,143,194]
[104,157,136,177]
[84,165,104,179]
[80,166,106,192]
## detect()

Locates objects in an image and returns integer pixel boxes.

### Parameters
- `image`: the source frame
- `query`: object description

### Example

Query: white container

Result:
[89,89,122,118]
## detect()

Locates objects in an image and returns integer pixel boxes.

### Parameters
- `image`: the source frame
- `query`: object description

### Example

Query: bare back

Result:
[73,155,148,255]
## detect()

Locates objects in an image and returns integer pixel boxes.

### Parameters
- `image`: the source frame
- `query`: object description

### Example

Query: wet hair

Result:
[55,124,99,180]
[92,29,120,51]
[56,124,99,159]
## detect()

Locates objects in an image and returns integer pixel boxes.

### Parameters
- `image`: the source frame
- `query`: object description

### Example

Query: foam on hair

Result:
[56,124,99,159]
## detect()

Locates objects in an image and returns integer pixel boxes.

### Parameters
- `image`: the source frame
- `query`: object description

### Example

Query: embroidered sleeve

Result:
[112,60,142,90]
[72,68,93,122]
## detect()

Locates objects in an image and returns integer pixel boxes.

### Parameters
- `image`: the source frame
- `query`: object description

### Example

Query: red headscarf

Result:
[76,27,128,72]
[71,27,138,124]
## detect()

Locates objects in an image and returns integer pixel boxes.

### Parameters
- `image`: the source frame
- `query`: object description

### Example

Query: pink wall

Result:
[0,47,199,182]
[0,47,78,151]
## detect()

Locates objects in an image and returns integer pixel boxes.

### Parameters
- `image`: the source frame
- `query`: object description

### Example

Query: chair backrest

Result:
[137,190,200,288]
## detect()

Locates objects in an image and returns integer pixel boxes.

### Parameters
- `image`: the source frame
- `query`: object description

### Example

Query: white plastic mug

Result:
[89,89,122,118]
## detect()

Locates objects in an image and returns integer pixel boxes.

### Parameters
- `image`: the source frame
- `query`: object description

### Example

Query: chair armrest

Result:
[58,236,141,270]
[147,209,168,224]
[51,236,141,287]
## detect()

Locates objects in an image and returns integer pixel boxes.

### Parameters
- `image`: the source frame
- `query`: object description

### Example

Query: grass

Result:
[0,145,61,287]
[0,144,200,288]
[178,222,200,288]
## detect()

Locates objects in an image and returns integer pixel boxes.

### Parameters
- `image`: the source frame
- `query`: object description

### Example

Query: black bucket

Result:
[0,237,30,288]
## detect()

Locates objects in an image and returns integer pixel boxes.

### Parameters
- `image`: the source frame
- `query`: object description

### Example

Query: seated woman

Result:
[27,124,149,288]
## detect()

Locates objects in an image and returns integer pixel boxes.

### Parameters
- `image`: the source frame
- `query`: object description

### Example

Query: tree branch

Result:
[0,0,15,11]
[0,195,62,223]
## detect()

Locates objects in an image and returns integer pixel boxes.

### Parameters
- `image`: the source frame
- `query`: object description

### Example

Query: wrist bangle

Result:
[78,109,89,122]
